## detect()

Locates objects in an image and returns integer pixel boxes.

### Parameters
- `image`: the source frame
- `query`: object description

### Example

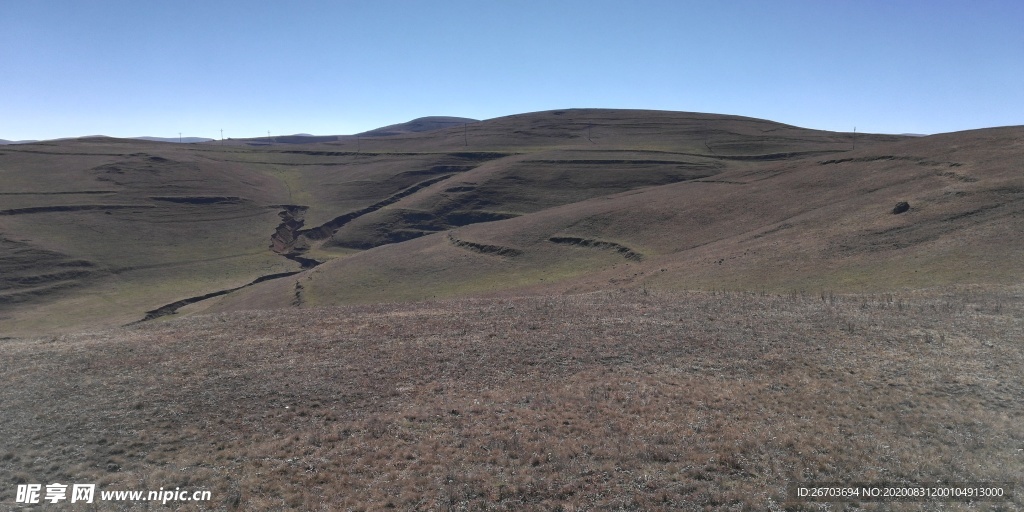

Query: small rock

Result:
[892,201,910,214]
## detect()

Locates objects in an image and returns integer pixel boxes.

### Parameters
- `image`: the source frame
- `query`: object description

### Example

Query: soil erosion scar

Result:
[297,174,457,242]
[139,172,472,323]
[0,205,155,215]
[269,174,458,262]
[267,205,321,269]
[130,271,302,323]
[270,205,309,253]
[447,233,523,257]
[548,236,644,261]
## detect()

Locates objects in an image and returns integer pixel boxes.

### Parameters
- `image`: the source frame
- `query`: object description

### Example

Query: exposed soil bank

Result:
[136,174,461,322]
[447,234,522,257]
[134,201,326,323]
[548,236,644,261]
[270,205,310,254]
[0,205,155,215]
[131,270,303,323]
[298,174,456,242]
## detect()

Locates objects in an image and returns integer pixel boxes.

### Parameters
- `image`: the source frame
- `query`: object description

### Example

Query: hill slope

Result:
[357,116,479,137]
[2,109,1021,334]
[199,122,1024,315]
[2,109,1023,510]
[134,136,215,143]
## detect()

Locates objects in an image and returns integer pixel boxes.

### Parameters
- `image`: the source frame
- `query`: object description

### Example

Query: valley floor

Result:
[1,287,1022,510]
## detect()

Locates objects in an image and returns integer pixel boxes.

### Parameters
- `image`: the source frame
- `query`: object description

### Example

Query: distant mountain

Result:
[220,117,480,145]
[357,116,478,137]
[134,136,215,143]
[1,119,477,146]
[266,135,339,144]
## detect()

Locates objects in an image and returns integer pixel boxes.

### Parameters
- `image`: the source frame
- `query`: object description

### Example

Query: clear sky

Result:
[2,0,1021,140]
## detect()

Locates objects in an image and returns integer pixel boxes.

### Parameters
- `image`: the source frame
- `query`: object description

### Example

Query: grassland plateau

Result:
[1,109,1022,510]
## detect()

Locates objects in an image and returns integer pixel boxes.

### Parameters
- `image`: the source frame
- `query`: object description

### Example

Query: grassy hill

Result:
[196,115,1024,316]
[0,138,296,333]
[3,109,1022,334]
[2,109,1023,509]
[357,116,479,136]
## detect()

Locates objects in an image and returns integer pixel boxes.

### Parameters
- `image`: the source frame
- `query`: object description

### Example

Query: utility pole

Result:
[179,132,182,143]
[853,126,856,150]
[220,129,223,146]
[268,130,271,144]
[463,123,468,146]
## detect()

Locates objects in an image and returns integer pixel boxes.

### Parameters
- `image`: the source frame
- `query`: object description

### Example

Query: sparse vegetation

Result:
[2,110,1023,510]
[2,287,1020,510]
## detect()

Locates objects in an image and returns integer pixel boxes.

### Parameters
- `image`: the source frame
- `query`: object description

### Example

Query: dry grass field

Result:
[2,109,1022,510]
[2,287,1021,510]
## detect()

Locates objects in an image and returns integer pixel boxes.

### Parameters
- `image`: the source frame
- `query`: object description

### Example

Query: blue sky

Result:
[2,1,1021,140]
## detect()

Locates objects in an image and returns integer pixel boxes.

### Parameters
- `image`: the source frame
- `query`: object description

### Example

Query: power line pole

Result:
[852,126,856,150]
[179,132,182,143]
[220,129,223,146]
[463,123,468,146]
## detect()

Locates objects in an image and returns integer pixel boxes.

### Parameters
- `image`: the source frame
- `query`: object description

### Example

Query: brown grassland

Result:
[2,109,1023,510]
[2,287,1022,510]
[1,109,921,335]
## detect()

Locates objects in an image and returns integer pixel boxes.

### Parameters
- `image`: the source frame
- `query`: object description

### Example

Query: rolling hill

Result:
[357,116,479,136]
[1,109,1021,335]
[134,136,216,143]
[200,112,1024,317]
[2,109,1023,510]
